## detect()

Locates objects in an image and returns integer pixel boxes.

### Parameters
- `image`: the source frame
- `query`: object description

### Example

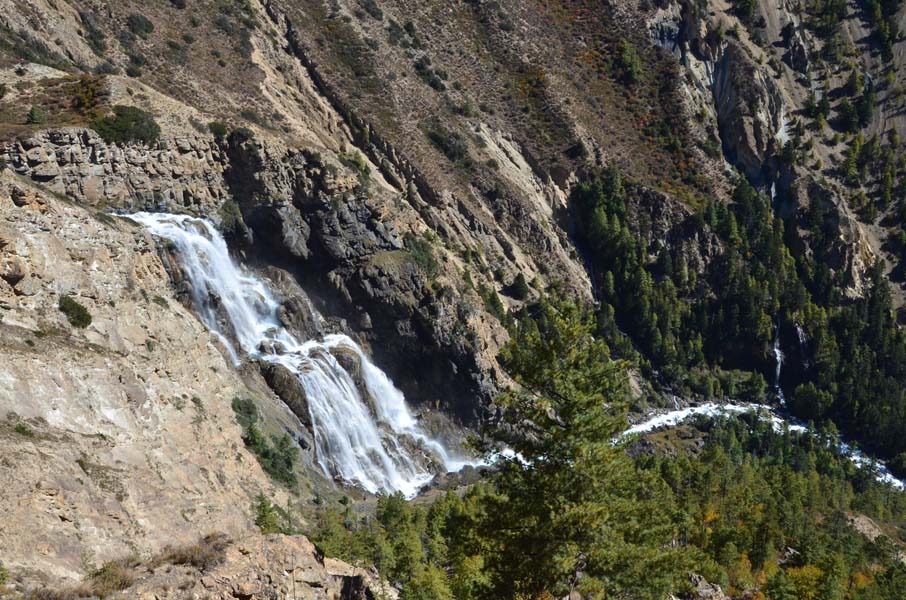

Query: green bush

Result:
[509,273,530,300]
[88,561,134,598]
[14,422,34,437]
[254,494,290,534]
[231,397,258,428]
[231,397,298,486]
[26,105,46,125]
[91,105,161,146]
[208,121,228,139]
[126,14,155,38]
[404,234,438,278]
[427,125,467,162]
[59,295,92,328]
[615,39,642,84]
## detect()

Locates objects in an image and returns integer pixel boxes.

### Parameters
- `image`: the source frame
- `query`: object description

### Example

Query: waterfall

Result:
[130,212,469,498]
[795,323,810,369]
[773,320,786,405]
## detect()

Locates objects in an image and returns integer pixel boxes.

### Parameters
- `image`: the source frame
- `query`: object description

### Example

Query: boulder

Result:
[259,361,312,430]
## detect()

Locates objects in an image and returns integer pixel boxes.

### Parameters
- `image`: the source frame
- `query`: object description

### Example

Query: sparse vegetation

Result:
[615,39,642,84]
[426,124,468,162]
[230,398,298,486]
[126,14,155,39]
[79,11,107,56]
[404,234,438,278]
[26,105,46,125]
[58,295,92,328]
[14,422,34,437]
[91,105,160,146]
[208,120,228,139]
[357,0,383,20]
[156,533,229,570]
[91,562,134,597]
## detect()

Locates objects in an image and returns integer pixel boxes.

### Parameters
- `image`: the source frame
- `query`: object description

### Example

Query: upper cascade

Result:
[130,212,471,497]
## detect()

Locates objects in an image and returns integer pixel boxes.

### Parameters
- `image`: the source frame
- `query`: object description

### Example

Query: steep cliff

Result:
[0,172,304,582]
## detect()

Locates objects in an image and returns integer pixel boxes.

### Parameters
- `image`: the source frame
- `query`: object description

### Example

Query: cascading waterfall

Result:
[795,323,810,369]
[772,319,786,405]
[130,212,470,498]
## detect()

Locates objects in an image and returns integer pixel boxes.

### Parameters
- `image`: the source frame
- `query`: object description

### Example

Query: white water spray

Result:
[773,320,786,406]
[795,323,810,369]
[130,212,470,497]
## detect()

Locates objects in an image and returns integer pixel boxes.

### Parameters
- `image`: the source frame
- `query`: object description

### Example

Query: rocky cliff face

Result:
[0,172,306,582]
[650,0,900,300]
[6,533,392,599]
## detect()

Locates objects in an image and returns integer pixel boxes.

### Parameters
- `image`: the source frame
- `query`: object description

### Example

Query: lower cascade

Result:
[130,212,470,497]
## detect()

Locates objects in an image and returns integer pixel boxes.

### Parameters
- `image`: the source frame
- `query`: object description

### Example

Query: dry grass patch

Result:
[155,533,230,571]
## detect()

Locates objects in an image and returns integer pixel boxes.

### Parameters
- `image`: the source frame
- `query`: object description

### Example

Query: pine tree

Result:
[254,494,282,534]
[26,105,46,125]
[476,297,691,599]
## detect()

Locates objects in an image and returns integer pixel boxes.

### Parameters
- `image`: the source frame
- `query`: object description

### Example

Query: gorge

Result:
[2,0,906,596]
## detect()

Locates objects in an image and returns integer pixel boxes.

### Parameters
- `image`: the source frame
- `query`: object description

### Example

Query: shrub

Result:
[79,11,107,55]
[91,105,160,145]
[510,273,530,300]
[157,533,229,570]
[414,55,446,91]
[208,121,228,139]
[214,14,239,36]
[219,199,244,236]
[478,282,507,323]
[339,150,370,182]
[231,397,298,486]
[14,422,34,437]
[88,561,134,598]
[71,74,105,117]
[59,295,92,328]
[170,0,187,8]
[239,109,272,129]
[426,125,467,162]
[26,105,46,125]
[404,234,438,278]
[231,397,258,429]
[358,0,383,20]
[126,14,154,38]
[616,39,642,84]
[0,561,6,585]
[254,494,284,533]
